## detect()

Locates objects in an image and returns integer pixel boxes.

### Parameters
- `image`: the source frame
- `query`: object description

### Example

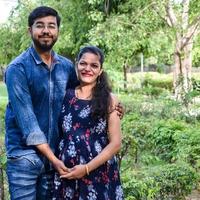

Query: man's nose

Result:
[42,26,50,33]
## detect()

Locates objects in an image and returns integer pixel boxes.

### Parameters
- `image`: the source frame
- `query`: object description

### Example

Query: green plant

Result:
[122,163,198,200]
[175,126,200,169]
[147,120,186,162]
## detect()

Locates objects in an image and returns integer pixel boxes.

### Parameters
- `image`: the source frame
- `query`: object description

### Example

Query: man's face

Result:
[29,16,59,52]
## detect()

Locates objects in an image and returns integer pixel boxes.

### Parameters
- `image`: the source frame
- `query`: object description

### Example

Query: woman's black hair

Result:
[77,46,112,121]
[28,6,61,28]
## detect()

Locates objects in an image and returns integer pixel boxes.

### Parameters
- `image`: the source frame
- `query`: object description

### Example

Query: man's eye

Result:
[36,24,44,29]
[48,25,56,29]
[35,24,57,29]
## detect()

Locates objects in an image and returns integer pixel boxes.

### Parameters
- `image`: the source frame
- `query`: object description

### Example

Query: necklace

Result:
[75,88,92,100]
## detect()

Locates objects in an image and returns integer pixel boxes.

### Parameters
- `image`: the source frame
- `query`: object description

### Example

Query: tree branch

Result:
[165,0,177,27]
[181,16,200,49]
[182,0,190,30]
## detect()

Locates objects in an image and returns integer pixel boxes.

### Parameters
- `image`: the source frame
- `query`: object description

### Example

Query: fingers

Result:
[57,162,70,175]
[61,164,69,172]
[60,166,84,179]
[60,171,74,179]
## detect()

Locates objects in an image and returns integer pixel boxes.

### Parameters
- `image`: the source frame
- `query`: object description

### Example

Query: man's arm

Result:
[5,64,46,145]
[5,64,68,174]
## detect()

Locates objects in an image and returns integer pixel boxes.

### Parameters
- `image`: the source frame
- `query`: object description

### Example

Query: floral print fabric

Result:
[53,89,124,200]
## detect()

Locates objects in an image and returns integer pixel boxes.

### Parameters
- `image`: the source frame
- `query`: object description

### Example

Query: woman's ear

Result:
[75,62,79,80]
[99,69,103,76]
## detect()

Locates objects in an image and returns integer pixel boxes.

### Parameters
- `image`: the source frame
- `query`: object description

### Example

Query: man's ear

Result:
[28,27,32,35]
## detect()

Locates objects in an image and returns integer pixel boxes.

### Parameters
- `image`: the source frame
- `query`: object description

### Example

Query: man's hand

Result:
[52,158,69,176]
[60,164,86,179]
[36,143,69,176]
[115,102,125,119]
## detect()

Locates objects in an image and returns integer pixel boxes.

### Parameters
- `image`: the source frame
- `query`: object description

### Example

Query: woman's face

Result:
[76,52,103,85]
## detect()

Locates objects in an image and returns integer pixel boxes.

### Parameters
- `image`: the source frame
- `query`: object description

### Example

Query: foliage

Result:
[147,120,186,162]
[142,74,173,91]
[0,82,7,170]
[118,76,200,198]
[175,126,200,169]
[122,163,198,200]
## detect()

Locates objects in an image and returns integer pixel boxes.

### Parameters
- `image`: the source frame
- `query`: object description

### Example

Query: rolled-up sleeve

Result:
[5,64,47,146]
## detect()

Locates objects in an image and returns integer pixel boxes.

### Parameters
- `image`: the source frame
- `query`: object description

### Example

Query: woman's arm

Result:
[60,95,122,179]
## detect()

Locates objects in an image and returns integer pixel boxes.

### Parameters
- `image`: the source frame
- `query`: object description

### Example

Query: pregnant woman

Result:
[53,46,124,200]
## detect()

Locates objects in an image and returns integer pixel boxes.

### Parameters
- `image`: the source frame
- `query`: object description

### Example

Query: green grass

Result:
[0,82,7,106]
[0,82,7,148]
[0,82,7,97]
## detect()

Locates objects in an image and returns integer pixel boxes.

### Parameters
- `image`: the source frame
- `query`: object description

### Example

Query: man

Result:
[5,6,78,199]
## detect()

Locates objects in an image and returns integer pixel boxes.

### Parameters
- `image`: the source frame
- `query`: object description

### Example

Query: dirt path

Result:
[186,190,200,200]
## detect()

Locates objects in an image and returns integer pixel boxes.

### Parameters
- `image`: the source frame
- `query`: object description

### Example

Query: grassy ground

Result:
[0,82,7,146]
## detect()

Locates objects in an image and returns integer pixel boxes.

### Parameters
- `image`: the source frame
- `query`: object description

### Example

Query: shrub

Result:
[147,120,186,162]
[175,126,200,169]
[122,163,198,200]
[142,74,173,91]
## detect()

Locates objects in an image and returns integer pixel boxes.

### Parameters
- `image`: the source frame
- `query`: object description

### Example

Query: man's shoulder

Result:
[9,47,31,67]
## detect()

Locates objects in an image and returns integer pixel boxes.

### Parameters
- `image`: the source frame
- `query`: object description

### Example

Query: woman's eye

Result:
[91,65,99,69]
[80,62,87,66]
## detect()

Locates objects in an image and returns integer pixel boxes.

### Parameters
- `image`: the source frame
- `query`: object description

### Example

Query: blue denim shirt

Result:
[5,46,78,157]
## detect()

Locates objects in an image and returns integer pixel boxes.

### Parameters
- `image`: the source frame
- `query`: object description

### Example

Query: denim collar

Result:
[30,45,61,65]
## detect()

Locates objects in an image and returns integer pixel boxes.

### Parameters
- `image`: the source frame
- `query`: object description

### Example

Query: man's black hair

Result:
[28,6,61,28]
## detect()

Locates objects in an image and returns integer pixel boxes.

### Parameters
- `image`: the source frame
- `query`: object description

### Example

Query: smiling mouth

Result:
[82,73,93,77]
[40,37,52,39]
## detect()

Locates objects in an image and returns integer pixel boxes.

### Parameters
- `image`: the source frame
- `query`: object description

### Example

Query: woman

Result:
[53,46,124,200]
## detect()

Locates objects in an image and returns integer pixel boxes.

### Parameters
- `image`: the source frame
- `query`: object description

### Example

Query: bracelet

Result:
[85,164,89,175]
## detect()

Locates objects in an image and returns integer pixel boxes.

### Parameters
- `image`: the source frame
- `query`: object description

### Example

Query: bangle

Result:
[85,164,89,175]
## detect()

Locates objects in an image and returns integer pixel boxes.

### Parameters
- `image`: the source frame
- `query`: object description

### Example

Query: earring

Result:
[97,76,100,84]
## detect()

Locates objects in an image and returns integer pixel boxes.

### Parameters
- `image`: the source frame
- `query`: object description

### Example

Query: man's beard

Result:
[32,35,57,52]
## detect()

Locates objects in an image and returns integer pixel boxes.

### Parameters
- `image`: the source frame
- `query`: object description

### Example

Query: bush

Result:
[142,74,173,91]
[175,126,200,169]
[122,163,198,200]
[147,120,186,162]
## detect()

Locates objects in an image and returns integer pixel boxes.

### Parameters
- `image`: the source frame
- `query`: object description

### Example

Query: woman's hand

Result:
[60,164,87,179]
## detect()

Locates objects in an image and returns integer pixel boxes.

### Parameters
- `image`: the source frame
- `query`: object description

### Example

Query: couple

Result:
[5,6,124,200]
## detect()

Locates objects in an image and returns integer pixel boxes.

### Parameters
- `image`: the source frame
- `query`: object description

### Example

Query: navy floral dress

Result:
[53,89,124,200]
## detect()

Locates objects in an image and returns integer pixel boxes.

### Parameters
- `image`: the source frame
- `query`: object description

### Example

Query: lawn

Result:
[0,82,7,146]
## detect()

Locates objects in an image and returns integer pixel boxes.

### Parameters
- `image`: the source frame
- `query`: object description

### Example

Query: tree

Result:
[153,0,200,100]
[88,0,170,89]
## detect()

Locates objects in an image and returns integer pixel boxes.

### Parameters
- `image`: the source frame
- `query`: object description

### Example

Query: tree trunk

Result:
[123,60,127,90]
[173,35,193,100]
[104,0,110,16]
[172,0,194,100]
